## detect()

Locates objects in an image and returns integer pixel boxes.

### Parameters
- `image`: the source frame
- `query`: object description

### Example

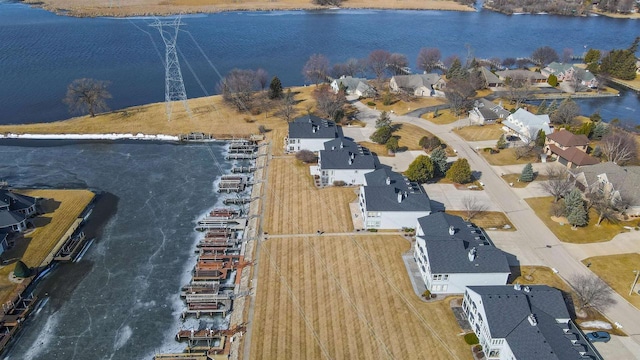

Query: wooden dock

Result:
[53,231,87,262]
[0,294,38,353]
[230,166,256,174]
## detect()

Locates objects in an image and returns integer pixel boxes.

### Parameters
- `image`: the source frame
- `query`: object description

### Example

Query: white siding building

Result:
[502,108,552,143]
[285,115,339,153]
[330,76,375,97]
[414,213,510,295]
[310,138,377,186]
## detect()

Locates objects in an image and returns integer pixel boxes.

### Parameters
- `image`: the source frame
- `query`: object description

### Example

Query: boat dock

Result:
[53,231,88,262]
[0,294,38,351]
[218,175,249,193]
[230,166,255,174]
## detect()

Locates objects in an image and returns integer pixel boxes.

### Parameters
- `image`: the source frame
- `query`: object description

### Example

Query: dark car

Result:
[586,331,611,343]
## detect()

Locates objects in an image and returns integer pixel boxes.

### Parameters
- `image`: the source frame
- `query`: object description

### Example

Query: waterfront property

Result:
[0,190,37,233]
[389,74,446,97]
[544,129,599,168]
[414,212,510,295]
[541,62,598,89]
[285,115,340,153]
[310,138,378,186]
[468,98,510,125]
[463,285,602,360]
[479,67,504,89]
[495,70,548,85]
[501,108,553,143]
[358,167,431,230]
[330,76,375,97]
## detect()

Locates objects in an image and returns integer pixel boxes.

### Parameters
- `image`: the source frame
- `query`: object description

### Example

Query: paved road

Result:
[352,101,640,357]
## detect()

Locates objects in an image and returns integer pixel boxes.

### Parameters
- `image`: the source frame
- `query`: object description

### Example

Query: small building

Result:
[463,285,602,360]
[502,108,552,143]
[310,138,378,186]
[468,98,510,125]
[285,115,340,153]
[495,69,547,85]
[389,74,446,97]
[414,213,510,295]
[541,62,598,89]
[330,76,375,98]
[544,129,599,168]
[358,167,431,230]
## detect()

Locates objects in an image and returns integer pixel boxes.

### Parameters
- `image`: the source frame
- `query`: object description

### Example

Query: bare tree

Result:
[571,273,616,313]
[502,57,517,69]
[296,149,317,163]
[302,54,330,86]
[505,74,533,107]
[330,63,348,78]
[539,165,574,202]
[461,196,488,221]
[444,79,476,116]
[276,89,297,122]
[531,46,559,67]
[368,49,392,80]
[345,58,366,77]
[255,68,269,90]
[587,191,619,226]
[218,69,257,111]
[63,78,112,117]
[416,47,441,73]
[312,0,343,6]
[514,140,538,160]
[314,85,346,122]
[601,131,638,165]
[550,97,580,125]
[562,48,574,63]
[388,53,409,76]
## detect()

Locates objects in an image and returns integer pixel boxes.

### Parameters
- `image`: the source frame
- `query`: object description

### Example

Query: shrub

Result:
[385,137,400,152]
[382,91,393,106]
[548,74,558,87]
[333,180,346,186]
[483,147,493,153]
[370,126,393,144]
[422,290,432,298]
[367,228,378,232]
[295,149,317,163]
[367,101,376,106]
[446,158,472,184]
[464,332,479,345]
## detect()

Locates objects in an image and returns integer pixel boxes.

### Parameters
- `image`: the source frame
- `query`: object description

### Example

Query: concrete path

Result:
[510,181,554,199]
[563,231,640,261]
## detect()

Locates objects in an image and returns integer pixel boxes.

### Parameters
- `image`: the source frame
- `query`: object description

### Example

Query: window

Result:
[443,274,449,281]
[289,139,295,144]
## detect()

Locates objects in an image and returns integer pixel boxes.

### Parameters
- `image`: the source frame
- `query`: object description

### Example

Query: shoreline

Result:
[0,133,180,141]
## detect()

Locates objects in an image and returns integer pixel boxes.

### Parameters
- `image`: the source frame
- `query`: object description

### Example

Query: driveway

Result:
[423,183,501,212]
[563,230,640,261]
[377,150,424,172]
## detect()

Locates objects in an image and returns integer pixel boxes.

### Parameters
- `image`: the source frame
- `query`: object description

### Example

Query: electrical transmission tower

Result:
[150,16,190,121]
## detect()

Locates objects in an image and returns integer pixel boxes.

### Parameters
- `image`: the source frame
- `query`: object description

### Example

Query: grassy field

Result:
[452,124,503,141]
[582,253,640,310]
[446,211,515,231]
[394,123,442,151]
[25,0,474,17]
[501,173,549,188]
[250,235,470,360]
[480,148,539,166]
[0,189,94,304]
[263,158,357,234]
[360,96,447,116]
[525,196,631,244]
[422,109,459,125]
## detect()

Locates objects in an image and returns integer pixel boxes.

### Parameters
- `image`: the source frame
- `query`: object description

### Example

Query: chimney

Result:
[514,283,521,291]
[350,153,355,160]
[397,192,403,203]
[468,247,477,261]
[340,142,344,149]
[523,286,531,293]
[385,177,391,185]
[312,126,317,133]
[348,158,353,165]
[527,314,537,326]
[448,226,455,236]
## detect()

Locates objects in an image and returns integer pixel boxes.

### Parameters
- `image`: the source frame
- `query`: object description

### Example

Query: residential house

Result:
[570,162,640,216]
[0,189,37,234]
[414,212,510,295]
[544,129,599,168]
[463,285,602,360]
[495,69,547,85]
[502,108,553,143]
[330,76,375,98]
[285,115,340,153]
[358,167,431,229]
[0,211,27,233]
[389,74,446,97]
[541,62,598,89]
[478,67,504,89]
[469,98,510,125]
[0,233,8,257]
[310,138,378,186]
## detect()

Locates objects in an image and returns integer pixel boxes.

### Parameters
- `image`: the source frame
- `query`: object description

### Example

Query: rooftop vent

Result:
[397,191,403,203]
[386,177,391,185]
[340,142,344,149]
[523,286,531,293]
[449,226,455,236]
[528,314,538,326]
[468,247,477,262]
[348,158,353,165]
[514,283,521,291]
[312,126,317,133]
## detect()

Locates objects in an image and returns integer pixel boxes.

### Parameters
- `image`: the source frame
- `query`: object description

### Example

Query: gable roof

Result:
[417,213,510,274]
[478,66,502,85]
[544,62,596,82]
[362,167,431,212]
[495,69,547,81]
[548,145,599,166]
[546,129,589,147]
[572,162,640,205]
[288,115,338,139]
[0,190,36,212]
[333,76,373,93]
[472,98,510,120]
[391,74,442,90]
[319,139,377,170]
[503,108,552,139]
[0,211,26,228]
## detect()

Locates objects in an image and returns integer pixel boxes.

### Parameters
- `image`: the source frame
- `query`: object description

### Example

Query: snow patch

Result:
[114,325,133,350]
[0,133,180,141]
[12,312,60,360]
[581,320,612,330]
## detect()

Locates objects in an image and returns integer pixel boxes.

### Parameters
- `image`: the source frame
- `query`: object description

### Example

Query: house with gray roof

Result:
[0,233,8,257]
[358,167,431,229]
[0,190,37,234]
[310,138,378,186]
[0,210,27,233]
[541,62,598,90]
[286,115,340,153]
[502,108,553,143]
[463,285,602,360]
[469,98,510,125]
[495,69,548,85]
[330,76,375,98]
[570,162,640,216]
[478,67,504,89]
[414,212,510,295]
[389,74,446,97]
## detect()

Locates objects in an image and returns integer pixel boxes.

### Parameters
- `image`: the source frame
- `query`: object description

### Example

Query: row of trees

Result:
[584,37,639,80]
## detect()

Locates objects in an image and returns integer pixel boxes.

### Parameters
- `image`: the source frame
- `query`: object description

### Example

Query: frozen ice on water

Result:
[114,325,133,350]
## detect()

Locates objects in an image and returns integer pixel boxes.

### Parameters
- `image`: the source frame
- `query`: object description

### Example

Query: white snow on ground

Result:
[0,133,180,141]
[581,321,613,329]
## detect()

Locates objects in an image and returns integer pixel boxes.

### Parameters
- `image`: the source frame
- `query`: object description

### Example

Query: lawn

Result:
[422,109,459,125]
[501,173,549,188]
[250,235,470,360]
[525,196,631,244]
[582,253,640,311]
[446,211,515,231]
[394,123,443,151]
[452,124,504,141]
[263,158,357,235]
[360,96,447,116]
[0,189,94,304]
[480,148,539,166]
[358,141,389,156]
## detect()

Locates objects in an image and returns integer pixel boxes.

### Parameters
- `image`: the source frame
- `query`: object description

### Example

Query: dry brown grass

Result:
[480,148,539,166]
[501,173,549,188]
[250,235,470,360]
[360,96,447,116]
[422,108,459,125]
[263,158,357,234]
[394,123,440,151]
[358,141,389,156]
[582,253,640,310]
[446,211,515,231]
[0,189,94,304]
[453,124,503,141]
[25,0,474,17]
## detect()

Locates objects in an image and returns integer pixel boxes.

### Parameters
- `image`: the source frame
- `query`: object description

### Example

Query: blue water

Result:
[0,3,638,125]
[0,141,230,359]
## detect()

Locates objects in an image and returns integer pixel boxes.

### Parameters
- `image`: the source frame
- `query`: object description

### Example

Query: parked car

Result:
[586,331,610,343]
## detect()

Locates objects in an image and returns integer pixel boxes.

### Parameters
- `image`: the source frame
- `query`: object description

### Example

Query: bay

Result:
[0,3,638,125]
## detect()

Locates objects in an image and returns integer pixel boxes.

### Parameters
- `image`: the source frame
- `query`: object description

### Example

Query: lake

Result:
[0,2,638,125]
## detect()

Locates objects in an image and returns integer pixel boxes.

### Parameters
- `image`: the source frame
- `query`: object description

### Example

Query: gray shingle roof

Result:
[0,190,36,212]
[288,115,338,139]
[333,76,373,94]
[575,162,640,205]
[392,74,441,90]
[320,149,377,170]
[417,213,510,274]
[0,211,25,228]
[362,168,431,212]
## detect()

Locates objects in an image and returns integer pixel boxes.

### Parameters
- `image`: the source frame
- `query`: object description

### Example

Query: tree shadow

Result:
[38,198,61,214]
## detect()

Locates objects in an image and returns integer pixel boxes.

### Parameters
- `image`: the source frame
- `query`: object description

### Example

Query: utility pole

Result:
[150,16,190,121]
[629,270,640,296]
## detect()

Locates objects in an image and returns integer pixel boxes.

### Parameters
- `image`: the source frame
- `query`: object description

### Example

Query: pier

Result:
[53,231,88,262]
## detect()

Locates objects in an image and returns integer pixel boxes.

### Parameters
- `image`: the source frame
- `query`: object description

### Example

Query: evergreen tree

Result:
[376,111,391,128]
[568,204,588,229]
[446,158,472,184]
[385,137,399,153]
[592,122,609,140]
[370,126,393,144]
[268,76,283,99]
[405,155,435,183]
[584,49,601,64]
[520,163,534,182]
[497,134,507,150]
[547,100,558,114]
[564,188,584,215]
[593,145,603,158]
[446,58,466,80]
[536,100,547,115]
[589,111,602,123]
[535,129,546,148]
[14,261,32,278]
[430,147,448,177]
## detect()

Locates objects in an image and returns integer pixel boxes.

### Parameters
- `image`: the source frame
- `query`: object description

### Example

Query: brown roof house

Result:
[544,129,599,168]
